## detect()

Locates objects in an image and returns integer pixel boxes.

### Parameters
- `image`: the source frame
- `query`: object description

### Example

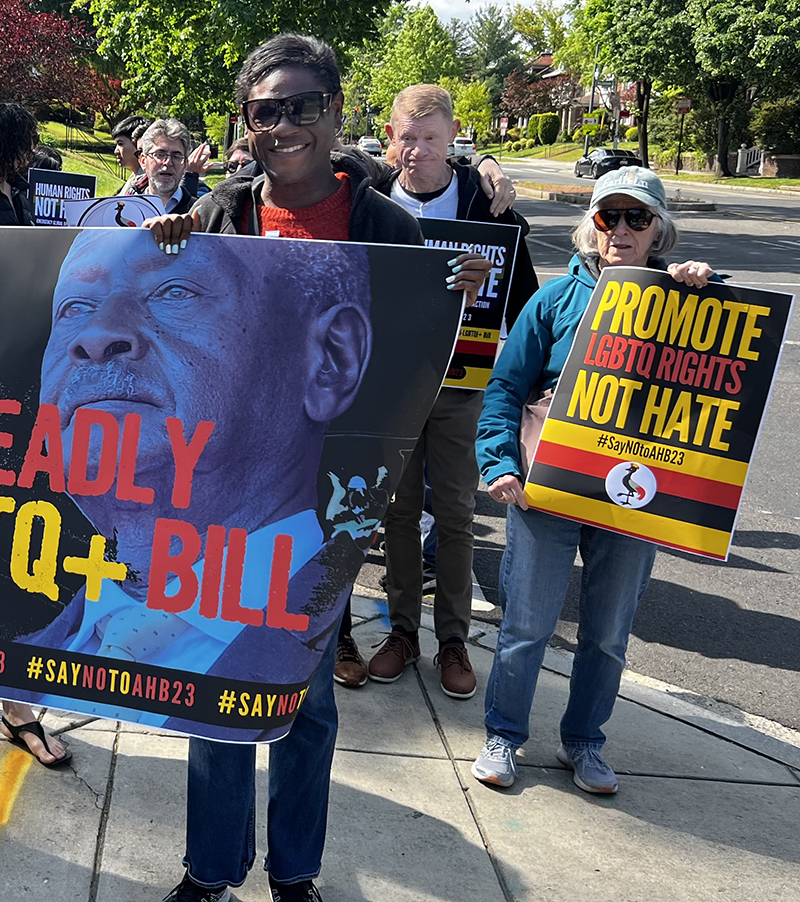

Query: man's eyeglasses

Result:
[242,92,333,131]
[592,208,655,232]
[223,159,250,173]
[144,150,186,165]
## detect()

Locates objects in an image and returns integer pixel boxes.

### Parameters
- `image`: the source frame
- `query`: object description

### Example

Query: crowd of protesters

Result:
[0,28,716,902]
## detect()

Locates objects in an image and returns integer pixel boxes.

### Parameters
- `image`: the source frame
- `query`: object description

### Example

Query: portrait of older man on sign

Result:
[12,227,377,737]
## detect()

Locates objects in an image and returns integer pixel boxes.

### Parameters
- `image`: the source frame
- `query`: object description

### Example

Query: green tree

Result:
[466,5,523,110]
[511,0,566,56]
[368,6,461,114]
[79,0,395,116]
[751,97,800,154]
[685,0,800,174]
[556,0,690,167]
[448,79,493,141]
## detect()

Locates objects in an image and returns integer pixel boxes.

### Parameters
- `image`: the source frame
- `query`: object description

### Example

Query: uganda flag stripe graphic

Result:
[525,267,794,560]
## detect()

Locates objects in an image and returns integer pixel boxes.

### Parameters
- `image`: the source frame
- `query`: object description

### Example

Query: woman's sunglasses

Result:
[223,159,249,173]
[592,208,655,232]
[242,92,333,132]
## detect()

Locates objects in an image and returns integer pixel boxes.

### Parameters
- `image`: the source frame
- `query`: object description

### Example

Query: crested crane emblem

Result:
[604,462,657,509]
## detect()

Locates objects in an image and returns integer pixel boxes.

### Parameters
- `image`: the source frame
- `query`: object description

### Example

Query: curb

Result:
[469,621,800,772]
[514,185,715,212]
[350,591,800,773]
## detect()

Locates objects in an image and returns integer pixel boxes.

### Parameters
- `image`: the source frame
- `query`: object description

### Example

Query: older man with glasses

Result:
[138,119,198,214]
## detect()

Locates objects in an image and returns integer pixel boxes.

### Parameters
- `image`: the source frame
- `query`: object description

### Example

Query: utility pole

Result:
[611,78,621,150]
[584,44,600,158]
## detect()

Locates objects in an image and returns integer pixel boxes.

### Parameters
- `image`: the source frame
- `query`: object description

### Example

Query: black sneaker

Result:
[163,873,231,902]
[268,876,323,901]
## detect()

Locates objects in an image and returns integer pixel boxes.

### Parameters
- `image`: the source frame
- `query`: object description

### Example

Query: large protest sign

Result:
[64,194,166,227]
[0,227,463,742]
[525,266,793,560]
[418,218,520,390]
[27,169,96,225]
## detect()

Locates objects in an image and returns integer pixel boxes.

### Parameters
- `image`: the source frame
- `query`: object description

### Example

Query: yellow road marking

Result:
[0,746,33,826]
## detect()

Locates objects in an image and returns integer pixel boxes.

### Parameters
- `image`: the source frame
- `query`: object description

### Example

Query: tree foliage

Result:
[0,0,112,111]
[80,0,396,116]
[510,0,567,56]
[501,71,580,118]
[445,78,493,140]
[751,97,800,155]
[558,0,800,173]
[465,5,523,110]
[367,6,461,114]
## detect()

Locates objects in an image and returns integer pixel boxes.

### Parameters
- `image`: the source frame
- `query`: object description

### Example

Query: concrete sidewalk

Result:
[2,594,800,902]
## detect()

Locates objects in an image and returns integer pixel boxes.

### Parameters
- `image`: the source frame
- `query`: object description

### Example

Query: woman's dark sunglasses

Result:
[242,92,333,131]
[223,159,249,173]
[592,208,655,232]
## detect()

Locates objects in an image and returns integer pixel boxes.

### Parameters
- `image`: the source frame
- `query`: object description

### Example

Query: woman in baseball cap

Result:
[471,166,717,795]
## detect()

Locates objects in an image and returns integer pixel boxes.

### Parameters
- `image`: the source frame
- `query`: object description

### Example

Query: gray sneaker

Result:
[471,738,518,787]
[556,744,618,794]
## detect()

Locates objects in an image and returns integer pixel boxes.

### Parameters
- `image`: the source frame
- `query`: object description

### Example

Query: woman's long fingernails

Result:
[165,244,172,255]
[180,239,187,250]
[447,257,459,266]
[158,242,164,252]
[171,244,179,255]
[450,265,462,273]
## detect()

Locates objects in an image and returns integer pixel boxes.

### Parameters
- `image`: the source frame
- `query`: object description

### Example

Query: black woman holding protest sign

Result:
[472,167,714,794]
[0,102,72,766]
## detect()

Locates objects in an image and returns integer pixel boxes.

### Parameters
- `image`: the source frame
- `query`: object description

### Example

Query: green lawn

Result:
[655,171,800,190]
[58,150,124,196]
[37,120,124,195]
[40,119,114,148]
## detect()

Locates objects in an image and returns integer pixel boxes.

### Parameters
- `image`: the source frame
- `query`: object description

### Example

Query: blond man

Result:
[368,85,539,698]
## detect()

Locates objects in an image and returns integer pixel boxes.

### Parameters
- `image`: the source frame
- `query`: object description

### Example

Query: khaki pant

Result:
[384,388,482,642]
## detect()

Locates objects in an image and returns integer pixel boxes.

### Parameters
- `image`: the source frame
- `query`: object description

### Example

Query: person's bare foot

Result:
[1,702,68,764]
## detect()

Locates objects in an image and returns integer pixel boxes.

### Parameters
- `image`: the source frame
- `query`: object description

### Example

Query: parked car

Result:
[574,148,642,179]
[453,137,477,158]
[357,136,383,156]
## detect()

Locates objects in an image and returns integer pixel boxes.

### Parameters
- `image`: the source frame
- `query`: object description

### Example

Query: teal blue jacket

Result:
[477,253,721,486]
[477,253,595,486]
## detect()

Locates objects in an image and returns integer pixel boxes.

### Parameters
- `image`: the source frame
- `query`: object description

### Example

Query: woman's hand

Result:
[488,474,529,510]
[667,260,713,288]
[142,210,202,254]
[447,252,492,307]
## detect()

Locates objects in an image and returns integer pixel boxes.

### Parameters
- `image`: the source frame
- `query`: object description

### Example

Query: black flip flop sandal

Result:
[1,716,72,768]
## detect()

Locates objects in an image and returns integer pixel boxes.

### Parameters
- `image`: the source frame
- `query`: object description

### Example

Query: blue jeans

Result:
[184,631,339,887]
[485,505,656,750]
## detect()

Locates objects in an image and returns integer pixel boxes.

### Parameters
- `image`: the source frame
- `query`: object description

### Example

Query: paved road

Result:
[356,177,800,732]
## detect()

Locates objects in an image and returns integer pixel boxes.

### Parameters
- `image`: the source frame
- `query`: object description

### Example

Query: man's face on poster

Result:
[40,231,372,497]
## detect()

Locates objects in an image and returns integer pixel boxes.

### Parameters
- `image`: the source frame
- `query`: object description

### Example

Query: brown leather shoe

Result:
[334,634,368,688]
[367,630,420,683]
[435,641,477,699]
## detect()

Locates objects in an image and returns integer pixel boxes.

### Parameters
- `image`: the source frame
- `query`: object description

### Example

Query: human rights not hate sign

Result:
[418,218,520,390]
[525,266,793,560]
[0,227,463,742]
[27,168,96,225]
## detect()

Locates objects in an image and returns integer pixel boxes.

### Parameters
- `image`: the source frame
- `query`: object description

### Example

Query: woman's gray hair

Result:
[572,205,678,257]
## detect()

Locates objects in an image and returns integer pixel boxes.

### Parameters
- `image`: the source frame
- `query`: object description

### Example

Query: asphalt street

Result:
[355,163,800,732]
